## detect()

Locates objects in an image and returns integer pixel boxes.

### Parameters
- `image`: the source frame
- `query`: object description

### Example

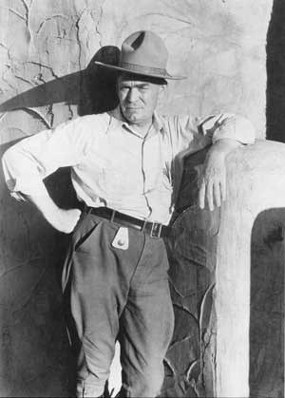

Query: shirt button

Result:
[117,239,125,246]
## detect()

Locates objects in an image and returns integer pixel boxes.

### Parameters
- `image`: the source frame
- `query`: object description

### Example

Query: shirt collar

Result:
[108,106,165,138]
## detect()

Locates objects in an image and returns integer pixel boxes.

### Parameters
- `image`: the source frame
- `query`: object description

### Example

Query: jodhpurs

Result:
[62,211,174,398]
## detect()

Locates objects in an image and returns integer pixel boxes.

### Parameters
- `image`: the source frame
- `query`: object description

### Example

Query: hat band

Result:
[119,61,167,76]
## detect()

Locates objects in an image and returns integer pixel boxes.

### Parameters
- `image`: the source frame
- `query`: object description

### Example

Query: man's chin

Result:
[125,112,142,124]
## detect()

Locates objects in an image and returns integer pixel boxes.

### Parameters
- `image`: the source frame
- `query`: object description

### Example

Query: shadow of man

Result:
[0,45,120,397]
[0,45,120,117]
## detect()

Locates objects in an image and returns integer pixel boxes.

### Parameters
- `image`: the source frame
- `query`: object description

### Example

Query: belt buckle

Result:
[150,222,162,238]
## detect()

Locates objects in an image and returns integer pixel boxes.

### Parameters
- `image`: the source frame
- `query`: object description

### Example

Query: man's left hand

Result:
[198,139,241,211]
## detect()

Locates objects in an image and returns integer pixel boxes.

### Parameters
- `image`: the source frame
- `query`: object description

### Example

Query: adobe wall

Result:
[0,1,274,396]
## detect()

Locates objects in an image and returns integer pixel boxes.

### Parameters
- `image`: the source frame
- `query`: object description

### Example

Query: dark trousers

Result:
[62,212,174,398]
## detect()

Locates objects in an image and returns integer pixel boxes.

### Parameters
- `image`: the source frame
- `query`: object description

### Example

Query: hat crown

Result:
[94,30,186,80]
[119,31,168,72]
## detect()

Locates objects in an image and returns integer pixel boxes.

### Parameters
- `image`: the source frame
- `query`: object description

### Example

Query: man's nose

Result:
[127,88,139,102]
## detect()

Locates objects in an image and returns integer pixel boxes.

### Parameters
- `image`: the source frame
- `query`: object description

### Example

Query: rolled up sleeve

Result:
[200,113,255,144]
[2,117,93,200]
[168,112,255,158]
[2,141,49,200]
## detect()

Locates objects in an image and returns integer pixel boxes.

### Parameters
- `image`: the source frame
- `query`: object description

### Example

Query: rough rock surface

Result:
[0,0,277,396]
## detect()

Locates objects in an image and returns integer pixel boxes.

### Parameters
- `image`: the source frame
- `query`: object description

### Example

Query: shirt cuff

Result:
[201,114,255,144]
[6,176,47,201]
[211,115,255,144]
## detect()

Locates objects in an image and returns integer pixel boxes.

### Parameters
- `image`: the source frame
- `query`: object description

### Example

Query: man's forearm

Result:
[25,185,81,234]
[3,142,81,234]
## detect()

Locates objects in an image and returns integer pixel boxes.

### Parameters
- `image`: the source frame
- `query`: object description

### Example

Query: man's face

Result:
[117,74,165,126]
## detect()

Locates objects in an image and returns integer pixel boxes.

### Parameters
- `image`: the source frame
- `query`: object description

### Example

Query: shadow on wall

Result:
[0,45,120,117]
[249,208,284,398]
[0,142,76,397]
[0,46,119,397]
[160,148,216,398]
[266,0,285,141]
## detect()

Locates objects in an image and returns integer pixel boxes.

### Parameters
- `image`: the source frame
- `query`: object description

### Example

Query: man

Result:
[2,31,255,398]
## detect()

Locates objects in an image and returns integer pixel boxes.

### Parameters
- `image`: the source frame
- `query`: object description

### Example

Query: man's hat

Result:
[95,31,186,80]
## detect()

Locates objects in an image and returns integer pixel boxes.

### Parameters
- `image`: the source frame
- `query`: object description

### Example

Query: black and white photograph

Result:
[0,1,284,397]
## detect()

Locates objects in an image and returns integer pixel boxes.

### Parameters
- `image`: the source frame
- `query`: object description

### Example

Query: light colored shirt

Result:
[2,108,255,224]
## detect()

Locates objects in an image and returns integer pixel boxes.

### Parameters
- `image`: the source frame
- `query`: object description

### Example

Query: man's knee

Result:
[122,361,165,398]
[76,379,106,398]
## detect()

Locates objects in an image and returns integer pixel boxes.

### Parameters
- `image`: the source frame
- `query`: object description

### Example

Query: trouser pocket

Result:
[61,212,102,292]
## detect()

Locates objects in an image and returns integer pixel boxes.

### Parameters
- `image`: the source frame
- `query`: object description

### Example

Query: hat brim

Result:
[94,61,186,80]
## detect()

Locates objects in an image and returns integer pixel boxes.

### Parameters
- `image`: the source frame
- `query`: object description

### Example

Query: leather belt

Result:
[87,207,171,238]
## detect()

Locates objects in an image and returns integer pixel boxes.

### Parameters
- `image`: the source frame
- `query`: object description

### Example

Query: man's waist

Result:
[85,206,171,238]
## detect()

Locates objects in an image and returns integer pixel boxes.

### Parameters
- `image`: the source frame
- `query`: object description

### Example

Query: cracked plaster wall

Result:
[0,0,275,396]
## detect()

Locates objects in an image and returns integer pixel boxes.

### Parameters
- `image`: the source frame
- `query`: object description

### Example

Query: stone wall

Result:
[167,141,285,397]
[0,0,275,396]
